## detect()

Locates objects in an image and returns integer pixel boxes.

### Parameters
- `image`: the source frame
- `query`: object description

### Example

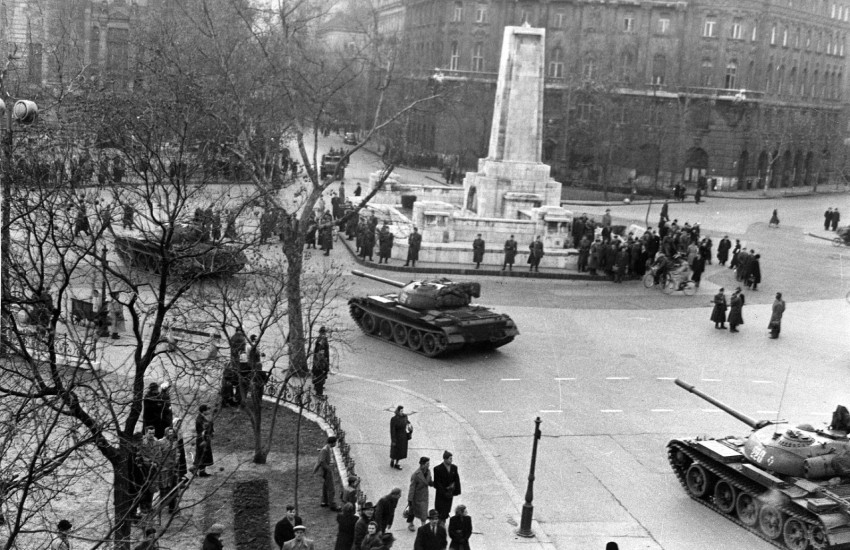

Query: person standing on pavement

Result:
[375,488,402,533]
[769,209,780,228]
[312,327,330,397]
[353,501,376,549]
[716,236,731,266]
[711,288,728,330]
[341,475,361,507]
[472,234,485,269]
[282,525,314,550]
[193,404,214,477]
[660,200,669,223]
[769,292,786,339]
[432,451,461,522]
[448,505,472,550]
[690,252,706,288]
[528,236,544,272]
[378,224,394,264]
[413,509,447,550]
[748,254,762,290]
[274,505,303,549]
[825,208,833,230]
[728,287,745,333]
[501,235,517,271]
[333,503,357,550]
[405,228,422,267]
[390,405,410,470]
[832,208,841,231]
[313,436,338,510]
[360,522,382,549]
[407,457,433,531]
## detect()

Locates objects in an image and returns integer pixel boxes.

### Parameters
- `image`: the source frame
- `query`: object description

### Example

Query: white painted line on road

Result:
[757,411,778,415]
[651,409,674,412]
[657,377,676,381]
[479,410,503,414]
[554,377,576,381]
[810,412,831,416]
[539,410,563,413]
[443,378,466,382]
[386,379,408,382]
[500,378,521,381]
[600,409,623,413]
[606,377,631,380]
[701,378,721,382]
[702,409,722,413]
[752,380,774,384]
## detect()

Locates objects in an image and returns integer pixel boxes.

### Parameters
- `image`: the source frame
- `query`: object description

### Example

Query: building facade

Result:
[375,0,850,190]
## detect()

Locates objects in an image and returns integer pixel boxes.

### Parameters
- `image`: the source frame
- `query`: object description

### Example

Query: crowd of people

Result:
[825,207,842,231]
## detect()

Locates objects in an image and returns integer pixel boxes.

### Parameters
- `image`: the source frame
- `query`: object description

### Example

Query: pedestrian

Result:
[694,187,701,204]
[312,326,330,397]
[193,404,214,477]
[73,198,91,237]
[690,252,705,288]
[606,544,619,550]
[748,254,762,290]
[341,475,361,507]
[716,236,731,266]
[407,457,433,531]
[361,522,382,549]
[448,504,472,550]
[405,227,422,267]
[472,234,485,269]
[378,224,394,263]
[501,235,517,271]
[333,503,358,550]
[353,501,376,549]
[274,505,303,549]
[319,214,334,256]
[305,218,318,249]
[360,224,375,262]
[390,405,410,470]
[313,436,338,510]
[354,182,362,197]
[133,527,159,550]
[825,208,833,231]
[222,328,246,407]
[728,287,745,333]
[282,525,314,550]
[158,426,187,514]
[528,236,544,272]
[143,382,169,437]
[375,488,402,533]
[413,509,447,550]
[833,208,841,231]
[122,202,135,230]
[601,208,612,228]
[108,292,124,340]
[660,200,669,222]
[769,209,780,228]
[711,288,728,330]
[51,519,73,550]
[433,451,461,521]
[202,524,224,550]
[769,292,786,339]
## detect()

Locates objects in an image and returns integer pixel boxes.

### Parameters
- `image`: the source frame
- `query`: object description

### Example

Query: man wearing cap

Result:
[313,436,338,510]
[413,509,447,550]
[51,520,73,550]
[432,451,461,521]
[353,501,376,549]
[407,457,433,531]
[282,525,314,550]
[375,488,402,533]
[273,505,303,549]
[202,524,224,550]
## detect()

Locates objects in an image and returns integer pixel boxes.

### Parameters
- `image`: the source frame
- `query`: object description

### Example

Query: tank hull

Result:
[668,437,850,550]
[114,235,247,279]
[348,294,518,357]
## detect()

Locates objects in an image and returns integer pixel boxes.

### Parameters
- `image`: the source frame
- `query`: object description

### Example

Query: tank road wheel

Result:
[758,504,784,539]
[809,524,828,550]
[683,281,697,296]
[392,323,408,346]
[685,463,713,498]
[379,319,394,339]
[736,492,760,526]
[782,517,810,550]
[712,480,736,514]
[421,333,447,357]
[361,313,378,334]
[407,329,422,351]
[643,273,655,288]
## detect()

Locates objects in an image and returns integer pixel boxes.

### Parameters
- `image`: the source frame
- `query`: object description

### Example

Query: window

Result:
[766,62,774,92]
[623,13,635,32]
[577,103,594,122]
[752,24,758,42]
[549,47,564,78]
[619,50,635,83]
[801,67,808,96]
[27,42,42,85]
[789,67,797,96]
[700,60,714,87]
[452,2,462,22]
[520,9,529,24]
[658,16,670,34]
[841,37,845,56]
[731,19,743,40]
[807,29,812,49]
[582,56,596,80]
[471,42,484,72]
[475,4,487,23]
[783,27,788,47]
[794,27,800,48]
[652,53,667,84]
[777,65,785,94]
[725,61,738,89]
[553,12,566,28]
[832,2,836,17]
[449,41,459,70]
[770,25,777,45]
[703,19,716,38]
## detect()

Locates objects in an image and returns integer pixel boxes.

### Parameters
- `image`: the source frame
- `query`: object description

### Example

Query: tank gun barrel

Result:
[351,270,406,288]
[675,379,764,429]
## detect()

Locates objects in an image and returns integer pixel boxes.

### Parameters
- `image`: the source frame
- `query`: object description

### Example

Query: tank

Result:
[348,270,518,357]
[668,378,850,550]
[114,224,247,279]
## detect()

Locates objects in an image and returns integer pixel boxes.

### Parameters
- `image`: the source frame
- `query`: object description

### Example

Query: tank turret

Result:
[668,379,850,549]
[349,270,517,357]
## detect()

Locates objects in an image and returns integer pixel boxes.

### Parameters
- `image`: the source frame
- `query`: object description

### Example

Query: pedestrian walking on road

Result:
[472,234,485,269]
[825,208,834,230]
[313,436,338,510]
[769,209,780,228]
[717,236,731,266]
[769,292,786,339]
[711,288,728,330]
[728,287,745,333]
[333,503,357,550]
[502,235,517,271]
[375,488,402,533]
[448,505,472,550]
[660,200,670,223]
[390,405,410,470]
[832,208,841,231]
[312,327,330,397]
[407,457,433,531]
[273,505,303,549]
[433,451,461,521]
[405,228,422,267]
[414,509,447,550]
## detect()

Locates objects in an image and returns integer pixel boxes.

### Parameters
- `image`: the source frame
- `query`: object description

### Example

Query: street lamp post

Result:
[517,416,542,538]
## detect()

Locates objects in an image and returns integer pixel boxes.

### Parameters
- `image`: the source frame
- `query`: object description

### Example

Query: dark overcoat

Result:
[472,238,485,263]
[710,293,728,323]
[390,413,409,460]
[727,293,745,326]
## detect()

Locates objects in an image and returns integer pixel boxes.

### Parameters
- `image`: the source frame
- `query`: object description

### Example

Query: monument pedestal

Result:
[464,159,560,218]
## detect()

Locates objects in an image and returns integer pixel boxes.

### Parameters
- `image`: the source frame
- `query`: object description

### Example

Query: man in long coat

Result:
[405,227,422,267]
[472,234,485,269]
[312,436,338,510]
[390,405,409,469]
[502,235,517,271]
[378,224,394,263]
[769,292,785,339]
[432,451,461,521]
[728,287,745,333]
[528,236,544,272]
[360,224,375,261]
[312,327,330,396]
[711,288,728,329]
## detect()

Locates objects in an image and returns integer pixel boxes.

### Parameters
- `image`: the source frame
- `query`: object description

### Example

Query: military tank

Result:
[668,378,850,550]
[348,270,518,357]
[114,223,247,279]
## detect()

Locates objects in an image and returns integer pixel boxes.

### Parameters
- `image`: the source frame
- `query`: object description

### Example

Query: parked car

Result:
[343,132,357,145]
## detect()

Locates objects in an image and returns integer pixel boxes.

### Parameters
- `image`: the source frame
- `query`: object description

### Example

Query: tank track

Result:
[668,439,833,550]
[349,302,477,358]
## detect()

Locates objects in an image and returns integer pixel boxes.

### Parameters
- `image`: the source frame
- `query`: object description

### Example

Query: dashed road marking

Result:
[810,412,831,416]
[554,377,576,381]
[657,377,676,381]
[443,378,466,382]
[651,409,674,412]
[539,410,563,413]
[501,378,521,381]
[752,380,774,384]
[606,377,631,380]
[479,410,503,414]
[601,409,623,413]
[701,378,721,382]
[386,379,407,382]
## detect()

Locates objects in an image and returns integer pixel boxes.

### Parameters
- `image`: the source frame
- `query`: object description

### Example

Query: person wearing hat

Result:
[769,292,785,339]
[311,327,330,397]
[710,288,728,330]
[728,287,745,333]
[413,509,447,550]
[432,451,461,521]
[407,457,433,531]
[376,532,395,549]
[274,505,303,549]
[50,519,73,550]
[353,501,376,549]
[282,525,314,550]
[601,208,612,229]
[341,475,361,506]
[313,436,338,510]
[202,524,224,550]
[143,382,168,437]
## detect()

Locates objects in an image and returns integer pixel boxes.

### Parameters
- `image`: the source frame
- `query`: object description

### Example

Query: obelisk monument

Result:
[463,24,560,218]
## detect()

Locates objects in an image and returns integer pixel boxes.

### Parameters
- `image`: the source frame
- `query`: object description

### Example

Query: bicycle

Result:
[642,271,697,296]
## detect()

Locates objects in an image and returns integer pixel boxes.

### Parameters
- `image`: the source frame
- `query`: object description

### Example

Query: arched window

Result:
[813,68,819,97]
[839,71,844,99]
[619,49,635,83]
[725,60,738,89]
[777,65,785,95]
[789,67,797,97]
[765,63,774,92]
[582,55,597,80]
[801,66,808,96]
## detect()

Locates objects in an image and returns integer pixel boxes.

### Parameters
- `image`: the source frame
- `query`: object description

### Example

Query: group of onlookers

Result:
[825,208,841,231]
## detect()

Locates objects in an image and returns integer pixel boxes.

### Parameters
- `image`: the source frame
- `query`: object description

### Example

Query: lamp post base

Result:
[516,503,535,538]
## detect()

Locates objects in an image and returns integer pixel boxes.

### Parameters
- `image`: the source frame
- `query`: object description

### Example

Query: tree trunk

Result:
[112,448,135,550]
[252,392,267,464]
[285,248,308,377]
